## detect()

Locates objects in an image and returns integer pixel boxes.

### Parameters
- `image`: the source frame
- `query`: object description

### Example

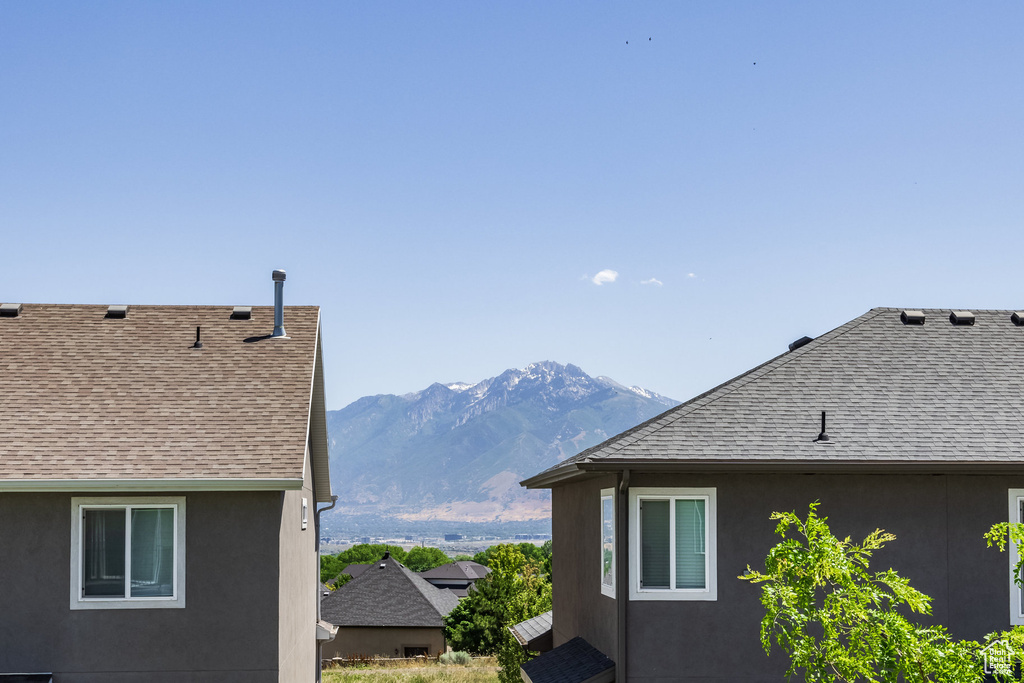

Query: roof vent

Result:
[271,270,289,339]
[788,336,813,351]
[190,326,203,350]
[1012,312,1024,327]
[950,311,975,326]
[0,303,23,318]
[900,310,925,325]
[105,305,129,319]
[815,411,832,443]
[230,306,252,320]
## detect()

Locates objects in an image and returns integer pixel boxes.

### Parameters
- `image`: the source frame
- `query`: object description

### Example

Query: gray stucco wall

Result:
[551,475,618,658]
[553,472,1021,683]
[278,446,318,683]
[0,491,283,682]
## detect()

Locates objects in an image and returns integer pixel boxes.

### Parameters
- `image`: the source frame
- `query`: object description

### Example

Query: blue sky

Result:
[3,2,1023,409]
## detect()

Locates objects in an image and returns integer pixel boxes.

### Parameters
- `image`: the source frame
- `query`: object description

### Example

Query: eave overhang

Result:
[0,478,304,493]
[307,316,333,503]
[522,458,1024,488]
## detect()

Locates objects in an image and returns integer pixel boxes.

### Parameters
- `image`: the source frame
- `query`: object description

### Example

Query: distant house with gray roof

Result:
[522,308,1024,682]
[321,554,461,660]
[418,560,490,597]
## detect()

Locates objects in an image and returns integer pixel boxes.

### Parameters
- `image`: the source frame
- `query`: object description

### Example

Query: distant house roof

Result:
[341,563,370,579]
[419,561,490,581]
[321,556,461,628]
[523,308,1024,487]
[520,637,614,683]
[509,610,553,652]
[0,304,331,501]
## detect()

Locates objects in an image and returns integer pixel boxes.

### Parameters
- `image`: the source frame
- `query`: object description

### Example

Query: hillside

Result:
[324,361,677,525]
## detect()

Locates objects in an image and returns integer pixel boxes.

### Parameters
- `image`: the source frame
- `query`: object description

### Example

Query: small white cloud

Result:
[641,278,663,286]
[591,269,618,286]
[687,273,697,278]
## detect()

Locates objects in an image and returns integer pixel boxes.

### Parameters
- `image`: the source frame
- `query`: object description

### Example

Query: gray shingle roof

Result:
[520,637,614,683]
[320,556,461,628]
[341,563,370,579]
[509,610,552,647]
[524,308,1024,486]
[419,561,490,580]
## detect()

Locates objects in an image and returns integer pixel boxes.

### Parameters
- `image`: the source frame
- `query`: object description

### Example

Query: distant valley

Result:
[322,361,678,535]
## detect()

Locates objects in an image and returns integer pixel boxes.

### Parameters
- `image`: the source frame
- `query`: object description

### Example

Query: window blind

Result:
[641,500,670,588]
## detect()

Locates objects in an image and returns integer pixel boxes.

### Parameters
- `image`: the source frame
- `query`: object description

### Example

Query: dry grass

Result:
[323,658,499,683]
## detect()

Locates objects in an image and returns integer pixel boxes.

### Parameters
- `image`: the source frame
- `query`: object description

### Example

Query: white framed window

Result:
[1009,489,1024,625]
[70,496,186,610]
[629,487,716,601]
[601,488,615,598]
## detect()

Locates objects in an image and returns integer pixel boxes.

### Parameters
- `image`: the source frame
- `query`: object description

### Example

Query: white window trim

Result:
[70,496,186,610]
[600,487,615,598]
[629,487,717,601]
[1009,490,1024,625]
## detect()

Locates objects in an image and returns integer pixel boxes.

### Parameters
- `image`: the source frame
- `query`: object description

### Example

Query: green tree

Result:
[473,541,547,568]
[453,554,474,562]
[539,539,552,579]
[329,572,352,589]
[444,544,552,683]
[740,503,1024,682]
[404,546,452,572]
[472,546,495,567]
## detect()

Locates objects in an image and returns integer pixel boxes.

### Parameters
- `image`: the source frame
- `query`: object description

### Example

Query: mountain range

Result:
[324,361,678,526]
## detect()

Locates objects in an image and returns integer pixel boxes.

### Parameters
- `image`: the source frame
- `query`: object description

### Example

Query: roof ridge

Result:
[400,561,458,616]
[594,307,886,458]
[529,308,885,478]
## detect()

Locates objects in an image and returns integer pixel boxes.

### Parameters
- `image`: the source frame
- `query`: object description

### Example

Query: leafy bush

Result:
[741,502,1024,682]
[439,651,472,665]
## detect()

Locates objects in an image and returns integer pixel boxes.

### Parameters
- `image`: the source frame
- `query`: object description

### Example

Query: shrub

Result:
[440,651,472,665]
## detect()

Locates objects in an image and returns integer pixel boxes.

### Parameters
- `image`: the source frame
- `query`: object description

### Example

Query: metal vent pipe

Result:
[272,269,287,338]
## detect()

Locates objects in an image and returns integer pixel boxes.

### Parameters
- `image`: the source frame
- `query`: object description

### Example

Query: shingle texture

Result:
[509,610,552,647]
[418,561,490,581]
[520,637,613,683]
[0,304,319,482]
[320,557,461,627]
[527,308,1024,483]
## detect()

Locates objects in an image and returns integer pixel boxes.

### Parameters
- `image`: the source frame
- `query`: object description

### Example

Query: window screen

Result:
[601,495,615,590]
[640,499,671,588]
[675,499,706,589]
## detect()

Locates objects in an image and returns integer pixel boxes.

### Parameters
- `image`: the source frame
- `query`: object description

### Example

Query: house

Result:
[320,554,460,660]
[521,308,1024,682]
[0,272,333,683]
[418,560,491,597]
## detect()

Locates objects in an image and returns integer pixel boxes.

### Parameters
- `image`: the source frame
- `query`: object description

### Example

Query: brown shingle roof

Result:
[0,304,321,485]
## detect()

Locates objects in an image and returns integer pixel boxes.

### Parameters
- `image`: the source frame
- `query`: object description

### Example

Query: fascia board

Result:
[305,313,333,503]
[577,459,1024,474]
[0,478,304,492]
[519,464,585,489]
